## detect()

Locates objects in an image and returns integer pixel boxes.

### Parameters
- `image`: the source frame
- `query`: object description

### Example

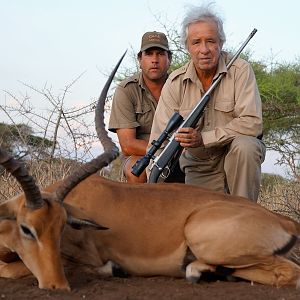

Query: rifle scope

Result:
[131,112,183,177]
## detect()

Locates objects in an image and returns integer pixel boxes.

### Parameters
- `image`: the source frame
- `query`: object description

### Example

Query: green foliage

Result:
[252,58,300,180]
[169,49,190,72]
[252,60,300,134]
[0,122,31,152]
[26,134,53,148]
[0,122,32,138]
[0,122,53,157]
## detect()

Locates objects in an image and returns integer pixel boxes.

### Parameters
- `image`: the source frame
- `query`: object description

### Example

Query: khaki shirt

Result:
[149,51,263,157]
[109,73,158,142]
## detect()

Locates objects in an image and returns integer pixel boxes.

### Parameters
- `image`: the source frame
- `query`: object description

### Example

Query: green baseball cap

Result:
[140,31,169,52]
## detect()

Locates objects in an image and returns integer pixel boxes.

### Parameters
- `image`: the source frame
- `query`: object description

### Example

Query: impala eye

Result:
[20,224,36,240]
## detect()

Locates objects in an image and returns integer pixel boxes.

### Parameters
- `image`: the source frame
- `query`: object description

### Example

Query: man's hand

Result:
[175,127,202,148]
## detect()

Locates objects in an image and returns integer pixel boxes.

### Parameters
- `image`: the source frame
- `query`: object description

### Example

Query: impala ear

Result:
[63,203,109,230]
[67,215,109,230]
[0,197,21,220]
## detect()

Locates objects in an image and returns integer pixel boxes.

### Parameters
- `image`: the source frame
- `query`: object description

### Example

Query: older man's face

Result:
[187,20,221,75]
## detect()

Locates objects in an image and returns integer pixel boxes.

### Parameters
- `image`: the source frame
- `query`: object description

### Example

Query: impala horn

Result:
[55,51,127,202]
[0,148,44,209]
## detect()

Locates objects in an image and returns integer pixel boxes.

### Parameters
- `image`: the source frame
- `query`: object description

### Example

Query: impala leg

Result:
[0,260,31,279]
[232,256,300,288]
[96,260,129,278]
[185,259,216,283]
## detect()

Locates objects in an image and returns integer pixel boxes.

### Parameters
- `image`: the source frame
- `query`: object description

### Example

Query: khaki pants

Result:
[180,136,266,202]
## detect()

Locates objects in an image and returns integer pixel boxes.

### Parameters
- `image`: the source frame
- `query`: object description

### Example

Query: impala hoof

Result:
[185,264,201,283]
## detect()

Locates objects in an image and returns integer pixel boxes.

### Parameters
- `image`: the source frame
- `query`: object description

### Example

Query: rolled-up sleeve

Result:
[108,87,139,132]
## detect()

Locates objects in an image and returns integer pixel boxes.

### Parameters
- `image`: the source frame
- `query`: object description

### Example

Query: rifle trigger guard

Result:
[161,165,171,179]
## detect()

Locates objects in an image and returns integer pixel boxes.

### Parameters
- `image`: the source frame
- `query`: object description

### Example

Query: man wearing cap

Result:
[109,31,172,183]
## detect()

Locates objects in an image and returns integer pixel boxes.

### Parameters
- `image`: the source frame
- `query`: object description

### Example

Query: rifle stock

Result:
[132,29,257,183]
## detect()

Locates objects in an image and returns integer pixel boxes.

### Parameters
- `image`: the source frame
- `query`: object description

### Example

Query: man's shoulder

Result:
[234,57,250,70]
[168,62,190,81]
[223,52,250,70]
[118,73,140,88]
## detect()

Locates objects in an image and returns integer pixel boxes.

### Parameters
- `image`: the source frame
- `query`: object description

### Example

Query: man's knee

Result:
[229,136,257,153]
[124,156,147,183]
[225,136,266,201]
[228,136,265,161]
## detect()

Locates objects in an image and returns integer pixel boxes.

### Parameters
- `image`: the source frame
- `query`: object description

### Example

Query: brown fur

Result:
[1,174,299,289]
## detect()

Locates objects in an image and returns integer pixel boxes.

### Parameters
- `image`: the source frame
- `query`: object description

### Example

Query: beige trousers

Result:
[180,136,266,202]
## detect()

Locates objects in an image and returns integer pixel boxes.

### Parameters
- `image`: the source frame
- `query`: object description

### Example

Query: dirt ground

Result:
[0,270,299,300]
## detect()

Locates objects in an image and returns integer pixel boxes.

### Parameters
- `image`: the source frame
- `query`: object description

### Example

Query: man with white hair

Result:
[149,4,266,201]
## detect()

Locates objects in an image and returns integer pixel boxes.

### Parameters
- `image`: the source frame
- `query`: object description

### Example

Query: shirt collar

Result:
[215,51,228,77]
[138,73,146,89]
[183,51,228,83]
[138,72,169,89]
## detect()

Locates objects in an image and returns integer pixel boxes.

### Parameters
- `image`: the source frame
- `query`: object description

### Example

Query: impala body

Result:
[0,54,300,290]
[62,176,300,286]
[1,173,299,290]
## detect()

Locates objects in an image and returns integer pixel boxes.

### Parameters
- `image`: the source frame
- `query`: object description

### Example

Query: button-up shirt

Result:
[109,73,158,142]
[149,51,263,158]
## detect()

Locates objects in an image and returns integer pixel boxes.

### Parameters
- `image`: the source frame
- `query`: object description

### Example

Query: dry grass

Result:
[258,174,300,222]
[258,174,300,264]
[0,158,81,202]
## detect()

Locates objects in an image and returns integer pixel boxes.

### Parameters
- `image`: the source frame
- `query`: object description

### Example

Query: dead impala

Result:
[0,54,300,291]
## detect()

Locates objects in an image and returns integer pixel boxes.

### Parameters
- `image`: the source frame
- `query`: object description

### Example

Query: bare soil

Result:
[0,270,299,300]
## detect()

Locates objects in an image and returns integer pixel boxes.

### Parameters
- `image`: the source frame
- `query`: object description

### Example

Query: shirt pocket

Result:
[214,99,234,113]
[135,103,153,133]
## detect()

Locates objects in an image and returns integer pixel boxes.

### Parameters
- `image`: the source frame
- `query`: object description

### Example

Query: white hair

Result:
[180,2,226,49]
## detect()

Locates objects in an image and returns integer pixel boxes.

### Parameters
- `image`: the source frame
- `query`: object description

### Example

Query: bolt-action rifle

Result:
[131,29,257,183]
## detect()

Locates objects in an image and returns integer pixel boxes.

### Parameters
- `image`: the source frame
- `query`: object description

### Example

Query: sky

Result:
[1,0,299,176]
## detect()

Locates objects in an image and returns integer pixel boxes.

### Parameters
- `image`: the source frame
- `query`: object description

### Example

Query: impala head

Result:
[0,52,126,290]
